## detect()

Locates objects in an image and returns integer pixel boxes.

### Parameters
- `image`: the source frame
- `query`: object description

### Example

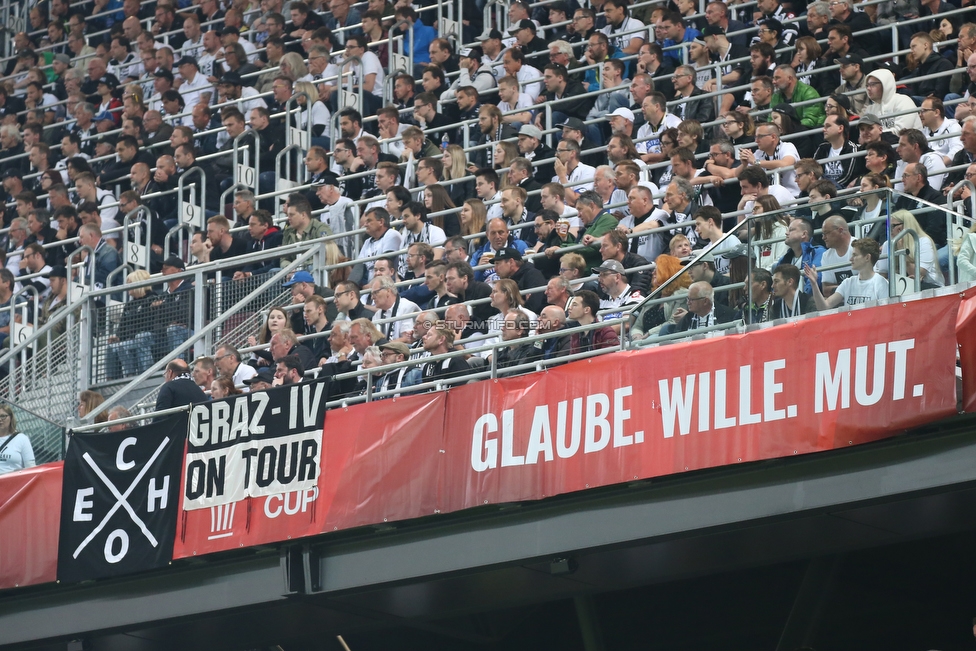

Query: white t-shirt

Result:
[498,92,534,115]
[635,113,681,154]
[835,273,888,305]
[348,50,385,98]
[600,17,645,52]
[820,244,853,285]
[755,141,801,196]
[232,362,258,388]
[554,162,596,195]
[358,229,404,281]
[704,235,741,275]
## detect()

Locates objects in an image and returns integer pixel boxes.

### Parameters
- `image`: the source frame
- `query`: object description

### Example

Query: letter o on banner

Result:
[104,529,130,564]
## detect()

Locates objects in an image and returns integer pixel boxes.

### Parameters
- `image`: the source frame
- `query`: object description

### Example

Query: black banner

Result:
[182,377,330,512]
[58,414,188,583]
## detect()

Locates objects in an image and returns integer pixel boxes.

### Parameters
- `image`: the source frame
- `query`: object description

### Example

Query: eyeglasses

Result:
[0,415,10,420]
[687,296,706,303]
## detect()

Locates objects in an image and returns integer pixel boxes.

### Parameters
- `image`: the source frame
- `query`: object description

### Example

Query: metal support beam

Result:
[574,594,606,651]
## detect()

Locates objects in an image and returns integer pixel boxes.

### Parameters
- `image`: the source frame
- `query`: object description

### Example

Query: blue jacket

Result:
[661,28,701,66]
[776,241,825,294]
[471,239,529,283]
[402,20,436,64]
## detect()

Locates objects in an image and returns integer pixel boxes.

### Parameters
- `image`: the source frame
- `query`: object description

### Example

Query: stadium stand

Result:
[0,0,972,445]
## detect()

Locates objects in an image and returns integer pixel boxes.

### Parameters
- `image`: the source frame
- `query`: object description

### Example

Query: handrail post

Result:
[176,166,207,248]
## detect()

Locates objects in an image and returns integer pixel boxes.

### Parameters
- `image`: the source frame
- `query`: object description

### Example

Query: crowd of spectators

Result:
[0,0,973,405]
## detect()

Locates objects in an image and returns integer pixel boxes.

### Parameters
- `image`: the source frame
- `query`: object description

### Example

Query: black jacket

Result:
[461,281,498,334]
[155,376,207,413]
[496,341,542,374]
[518,177,543,213]
[542,80,596,122]
[510,262,548,315]
[894,184,947,247]
[675,302,739,332]
[901,52,954,100]
[674,86,715,127]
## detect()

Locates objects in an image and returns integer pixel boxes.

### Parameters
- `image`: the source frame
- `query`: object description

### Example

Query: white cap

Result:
[610,107,635,122]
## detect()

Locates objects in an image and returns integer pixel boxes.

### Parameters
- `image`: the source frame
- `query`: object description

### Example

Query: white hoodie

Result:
[862,68,922,136]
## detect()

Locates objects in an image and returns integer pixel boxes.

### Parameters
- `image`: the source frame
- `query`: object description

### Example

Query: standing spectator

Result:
[215,344,258,388]
[155,359,208,412]
[0,405,34,475]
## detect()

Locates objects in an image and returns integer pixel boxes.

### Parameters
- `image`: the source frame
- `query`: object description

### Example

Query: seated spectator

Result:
[600,228,652,292]
[901,32,953,103]
[155,359,208,412]
[535,305,571,359]
[805,238,888,308]
[280,195,332,266]
[334,280,372,321]
[214,343,258,388]
[819,215,855,295]
[492,246,547,314]
[567,290,619,353]
[770,264,817,318]
[355,206,403,284]
[875,211,944,288]
[0,404,35,475]
[370,276,420,341]
[420,326,470,384]
[235,210,282,279]
[210,377,241,399]
[862,69,923,135]
[270,328,317,371]
[274,354,305,386]
[673,281,739,332]
[78,224,122,293]
[374,341,422,398]
[493,309,542,373]
[154,256,194,361]
[105,269,157,379]
[191,356,217,391]
[247,306,290,368]
[893,163,947,253]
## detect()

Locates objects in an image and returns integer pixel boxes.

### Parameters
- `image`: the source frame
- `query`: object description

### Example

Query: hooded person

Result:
[861,68,922,136]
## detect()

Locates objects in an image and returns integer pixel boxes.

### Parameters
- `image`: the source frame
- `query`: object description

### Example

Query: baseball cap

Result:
[176,55,199,68]
[829,93,852,113]
[2,168,22,179]
[556,117,585,132]
[594,260,626,274]
[312,172,340,188]
[834,54,863,67]
[161,255,185,270]
[514,19,536,32]
[153,68,175,82]
[44,265,67,279]
[244,367,275,386]
[220,25,241,36]
[379,341,410,357]
[701,25,725,37]
[858,113,882,127]
[94,110,115,122]
[610,107,635,122]
[283,270,315,286]
[97,74,119,89]
[518,124,543,139]
[490,247,523,263]
[54,53,71,65]
[459,45,483,60]
[219,71,243,86]
[481,28,504,41]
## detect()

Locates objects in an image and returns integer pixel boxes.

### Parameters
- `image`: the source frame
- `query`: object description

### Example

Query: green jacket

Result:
[280,219,333,265]
[770,81,825,128]
[561,211,618,272]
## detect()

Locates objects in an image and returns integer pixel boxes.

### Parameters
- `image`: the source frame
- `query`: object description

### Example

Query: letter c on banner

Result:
[116,437,138,471]
[265,493,283,518]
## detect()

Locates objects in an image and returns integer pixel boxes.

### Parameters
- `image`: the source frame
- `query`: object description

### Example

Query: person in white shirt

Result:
[342,34,384,99]
[314,174,360,259]
[357,207,404,284]
[920,96,962,166]
[180,14,205,59]
[637,92,681,160]
[553,139,595,205]
[399,201,446,275]
[175,56,211,109]
[694,206,740,275]
[806,237,888,309]
[220,26,258,63]
[497,74,534,125]
[600,0,645,55]
[818,214,854,295]
[894,128,946,192]
[501,48,542,102]
[739,121,800,196]
[369,276,420,341]
[194,31,224,81]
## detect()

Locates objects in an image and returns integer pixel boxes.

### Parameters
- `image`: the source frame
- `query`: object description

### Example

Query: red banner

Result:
[174,295,961,558]
[957,290,976,413]
[0,462,62,590]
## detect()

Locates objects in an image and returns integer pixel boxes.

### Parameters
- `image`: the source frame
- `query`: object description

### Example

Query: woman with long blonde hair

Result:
[278,52,308,81]
[877,210,943,287]
[460,198,487,254]
[442,143,473,207]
